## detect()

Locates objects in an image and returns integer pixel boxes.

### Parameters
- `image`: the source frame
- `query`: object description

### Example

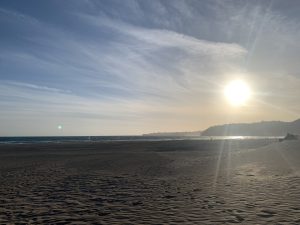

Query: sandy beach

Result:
[0,139,299,224]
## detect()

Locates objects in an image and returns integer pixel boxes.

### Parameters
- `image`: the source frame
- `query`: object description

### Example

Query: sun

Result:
[224,80,251,106]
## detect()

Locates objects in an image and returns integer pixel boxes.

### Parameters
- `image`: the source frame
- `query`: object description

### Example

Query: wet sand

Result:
[0,139,299,224]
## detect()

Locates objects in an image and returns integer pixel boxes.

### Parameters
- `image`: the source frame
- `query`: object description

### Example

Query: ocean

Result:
[0,136,282,144]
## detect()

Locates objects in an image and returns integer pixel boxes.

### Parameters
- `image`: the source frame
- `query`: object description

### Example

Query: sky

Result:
[1,0,300,136]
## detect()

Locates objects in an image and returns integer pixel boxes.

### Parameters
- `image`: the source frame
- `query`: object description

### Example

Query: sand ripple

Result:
[0,140,299,224]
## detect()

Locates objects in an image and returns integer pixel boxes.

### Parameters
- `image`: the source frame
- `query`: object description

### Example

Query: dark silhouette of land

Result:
[143,131,202,137]
[143,119,300,137]
[201,119,300,136]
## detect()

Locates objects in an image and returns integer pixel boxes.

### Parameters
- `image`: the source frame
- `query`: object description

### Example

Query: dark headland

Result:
[201,119,300,136]
[143,119,300,137]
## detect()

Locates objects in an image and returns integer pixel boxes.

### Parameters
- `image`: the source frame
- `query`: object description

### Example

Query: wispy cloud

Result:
[1,81,71,93]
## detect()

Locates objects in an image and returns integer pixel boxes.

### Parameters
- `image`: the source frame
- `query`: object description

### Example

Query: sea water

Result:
[0,136,282,144]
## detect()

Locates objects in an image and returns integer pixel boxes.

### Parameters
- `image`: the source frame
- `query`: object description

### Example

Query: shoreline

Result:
[0,135,283,146]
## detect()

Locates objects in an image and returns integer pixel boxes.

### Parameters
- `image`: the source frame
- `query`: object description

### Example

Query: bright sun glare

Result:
[224,80,251,106]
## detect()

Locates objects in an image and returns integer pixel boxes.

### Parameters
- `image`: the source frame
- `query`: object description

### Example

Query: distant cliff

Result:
[201,119,300,136]
[143,131,202,137]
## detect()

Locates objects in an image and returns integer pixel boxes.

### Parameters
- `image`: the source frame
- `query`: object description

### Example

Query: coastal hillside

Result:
[202,119,300,136]
[143,131,202,137]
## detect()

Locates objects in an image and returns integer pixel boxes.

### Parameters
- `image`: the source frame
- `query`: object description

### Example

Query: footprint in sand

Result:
[257,209,277,218]
[163,194,176,199]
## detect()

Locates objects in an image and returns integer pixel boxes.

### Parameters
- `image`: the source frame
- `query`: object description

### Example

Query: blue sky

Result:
[1,0,300,136]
